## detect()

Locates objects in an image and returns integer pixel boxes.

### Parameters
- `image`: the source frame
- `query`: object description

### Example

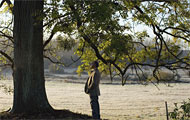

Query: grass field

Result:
[0,79,190,120]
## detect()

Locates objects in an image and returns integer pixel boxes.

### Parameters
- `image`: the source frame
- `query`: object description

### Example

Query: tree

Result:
[11,0,53,113]
[57,0,190,84]
[69,0,190,84]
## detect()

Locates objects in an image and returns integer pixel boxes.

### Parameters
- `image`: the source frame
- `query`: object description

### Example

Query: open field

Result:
[1,78,190,120]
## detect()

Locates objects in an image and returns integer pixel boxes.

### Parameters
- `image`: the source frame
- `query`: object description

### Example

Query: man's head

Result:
[90,61,99,69]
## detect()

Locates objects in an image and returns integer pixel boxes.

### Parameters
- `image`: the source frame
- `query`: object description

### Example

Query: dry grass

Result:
[1,79,190,120]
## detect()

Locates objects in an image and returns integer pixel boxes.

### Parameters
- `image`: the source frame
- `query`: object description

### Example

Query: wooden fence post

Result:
[165,101,169,120]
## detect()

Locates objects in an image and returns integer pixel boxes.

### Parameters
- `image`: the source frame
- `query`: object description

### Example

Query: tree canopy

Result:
[0,0,190,85]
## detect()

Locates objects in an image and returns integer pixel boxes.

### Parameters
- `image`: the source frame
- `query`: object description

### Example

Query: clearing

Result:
[0,78,190,120]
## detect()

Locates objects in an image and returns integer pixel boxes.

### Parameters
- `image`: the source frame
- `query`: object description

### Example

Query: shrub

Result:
[169,99,190,120]
[151,71,175,82]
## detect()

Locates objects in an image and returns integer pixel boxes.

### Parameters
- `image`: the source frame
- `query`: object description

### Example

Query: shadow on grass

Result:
[0,109,96,120]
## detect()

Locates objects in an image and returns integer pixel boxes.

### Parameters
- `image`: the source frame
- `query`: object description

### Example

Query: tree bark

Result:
[11,0,53,113]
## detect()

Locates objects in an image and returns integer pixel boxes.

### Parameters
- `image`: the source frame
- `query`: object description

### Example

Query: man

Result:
[85,61,101,119]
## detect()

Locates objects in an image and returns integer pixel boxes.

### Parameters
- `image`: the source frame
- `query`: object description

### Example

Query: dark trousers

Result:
[90,96,100,119]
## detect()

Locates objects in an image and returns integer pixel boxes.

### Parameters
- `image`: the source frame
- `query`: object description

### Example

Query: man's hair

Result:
[93,61,99,68]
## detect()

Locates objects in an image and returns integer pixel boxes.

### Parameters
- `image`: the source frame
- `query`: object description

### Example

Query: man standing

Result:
[85,61,101,119]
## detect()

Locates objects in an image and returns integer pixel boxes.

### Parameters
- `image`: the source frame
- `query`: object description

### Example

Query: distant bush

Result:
[150,71,175,82]
[169,99,190,120]
[136,71,177,82]
[49,64,64,74]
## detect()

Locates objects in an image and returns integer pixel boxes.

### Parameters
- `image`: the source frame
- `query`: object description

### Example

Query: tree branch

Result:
[43,21,69,49]
[44,55,64,66]
[0,64,12,67]
[0,50,13,68]
[43,13,70,27]
[0,0,5,8]
[162,30,190,42]
[43,30,56,49]
[0,31,13,41]
[163,26,190,34]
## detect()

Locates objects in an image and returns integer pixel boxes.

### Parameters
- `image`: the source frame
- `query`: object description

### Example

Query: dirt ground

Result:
[0,79,190,120]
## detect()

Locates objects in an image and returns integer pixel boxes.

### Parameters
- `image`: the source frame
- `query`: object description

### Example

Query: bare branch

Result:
[44,55,64,65]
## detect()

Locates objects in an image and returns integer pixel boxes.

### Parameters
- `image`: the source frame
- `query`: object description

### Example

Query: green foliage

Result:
[169,99,190,120]
[56,35,76,51]
[75,46,96,75]
[65,0,187,81]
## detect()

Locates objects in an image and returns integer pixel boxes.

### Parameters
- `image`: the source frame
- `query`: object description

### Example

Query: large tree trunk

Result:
[11,0,53,113]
